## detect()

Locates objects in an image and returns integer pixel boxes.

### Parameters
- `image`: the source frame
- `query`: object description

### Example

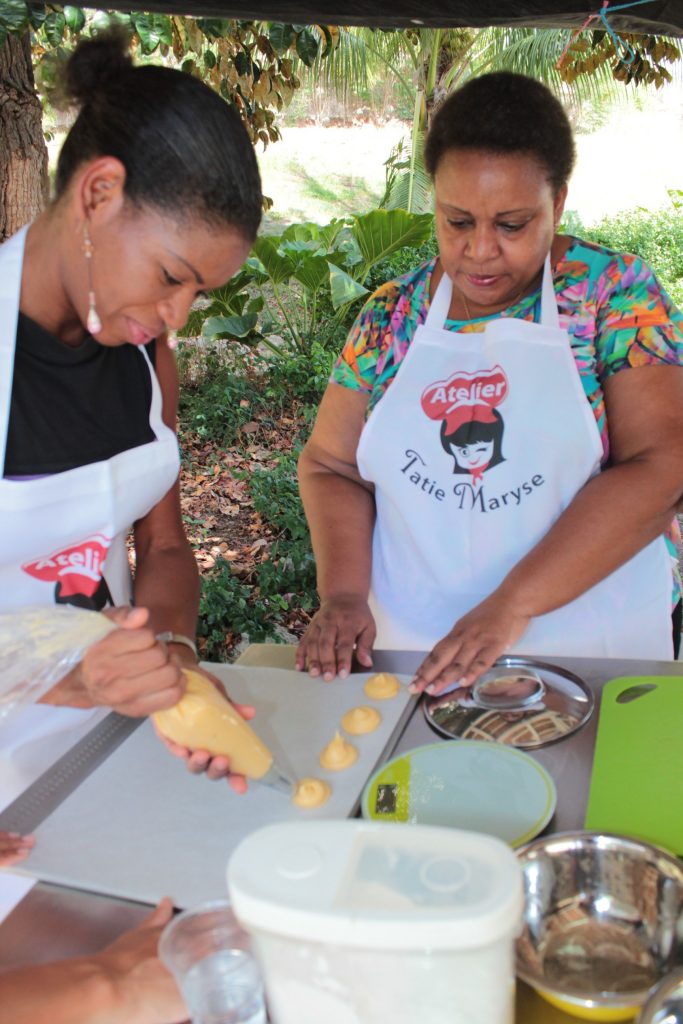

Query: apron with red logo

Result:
[0,226,181,918]
[356,257,673,659]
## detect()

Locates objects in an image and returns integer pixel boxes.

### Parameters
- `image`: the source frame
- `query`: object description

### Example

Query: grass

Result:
[258,121,407,229]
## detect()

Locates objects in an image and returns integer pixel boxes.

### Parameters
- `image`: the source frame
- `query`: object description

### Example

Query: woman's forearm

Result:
[0,959,119,1024]
[499,456,681,616]
[299,454,376,602]
[132,540,200,639]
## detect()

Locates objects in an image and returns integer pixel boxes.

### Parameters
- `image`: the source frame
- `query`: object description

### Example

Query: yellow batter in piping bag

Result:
[153,670,295,793]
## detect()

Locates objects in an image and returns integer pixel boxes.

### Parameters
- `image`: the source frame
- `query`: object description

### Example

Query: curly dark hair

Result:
[55,30,262,241]
[424,72,575,195]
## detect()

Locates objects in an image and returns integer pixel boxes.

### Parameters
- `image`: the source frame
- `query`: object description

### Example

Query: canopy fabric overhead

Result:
[80,1,683,36]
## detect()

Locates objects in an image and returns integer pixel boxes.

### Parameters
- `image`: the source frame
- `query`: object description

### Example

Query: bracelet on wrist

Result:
[157,631,198,658]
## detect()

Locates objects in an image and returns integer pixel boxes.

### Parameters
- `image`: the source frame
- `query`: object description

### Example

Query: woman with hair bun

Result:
[297,71,683,694]
[0,31,262,785]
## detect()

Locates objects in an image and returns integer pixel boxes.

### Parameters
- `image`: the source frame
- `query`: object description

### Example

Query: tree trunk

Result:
[0,31,48,241]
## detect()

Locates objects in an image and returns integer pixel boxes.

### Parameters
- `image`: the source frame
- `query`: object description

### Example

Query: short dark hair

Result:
[424,72,575,195]
[55,31,262,241]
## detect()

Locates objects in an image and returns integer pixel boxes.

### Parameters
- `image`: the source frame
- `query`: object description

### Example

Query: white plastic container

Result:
[227,820,523,1024]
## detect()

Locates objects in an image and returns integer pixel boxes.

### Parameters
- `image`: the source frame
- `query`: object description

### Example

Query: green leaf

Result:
[280,239,324,256]
[281,222,317,244]
[351,209,433,281]
[132,13,172,54]
[328,263,369,309]
[196,18,231,39]
[202,314,258,339]
[234,50,251,76]
[247,296,264,314]
[251,237,295,285]
[332,227,363,267]
[0,0,30,39]
[63,5,85,33]
[27,3,48,31]
[203,48,216,69]
[43,10,65,46]
[203,271,252,313]
[318,218,347,248]
[181,57,196,75]
[295,27,320,67]
[293,254,329,294]
[268,22,296,55]
[386,166,434,215]
[244,256,269,285]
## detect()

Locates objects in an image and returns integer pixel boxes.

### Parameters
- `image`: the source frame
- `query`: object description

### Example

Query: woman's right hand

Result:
[43,607,185,717]
[296,595,376,681]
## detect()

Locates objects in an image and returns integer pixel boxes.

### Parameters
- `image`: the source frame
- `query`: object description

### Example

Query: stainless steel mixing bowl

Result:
[637,967,683,1024]
[516,832,683,1021]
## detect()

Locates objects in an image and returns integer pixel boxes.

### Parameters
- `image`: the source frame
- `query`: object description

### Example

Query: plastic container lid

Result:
[227,820,523,951]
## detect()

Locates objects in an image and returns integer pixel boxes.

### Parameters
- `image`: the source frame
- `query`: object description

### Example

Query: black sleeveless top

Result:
[4,313,156,476]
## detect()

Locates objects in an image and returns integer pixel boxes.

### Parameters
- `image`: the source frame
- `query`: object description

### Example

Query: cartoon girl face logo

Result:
[421,366,508,485]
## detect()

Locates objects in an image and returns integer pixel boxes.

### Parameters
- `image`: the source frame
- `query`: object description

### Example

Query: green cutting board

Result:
[584,676,683,855]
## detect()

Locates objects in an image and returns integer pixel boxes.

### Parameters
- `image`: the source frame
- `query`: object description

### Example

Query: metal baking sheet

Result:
[423,656,594,750]
[17,665,416,908]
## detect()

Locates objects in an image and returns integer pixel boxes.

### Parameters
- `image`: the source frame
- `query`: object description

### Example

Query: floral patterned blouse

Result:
[331,237,683,605]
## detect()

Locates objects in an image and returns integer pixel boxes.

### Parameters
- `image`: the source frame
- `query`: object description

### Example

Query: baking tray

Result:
[17,665,416,908]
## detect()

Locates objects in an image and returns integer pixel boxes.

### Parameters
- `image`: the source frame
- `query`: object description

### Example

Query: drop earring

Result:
[82,223,102,335]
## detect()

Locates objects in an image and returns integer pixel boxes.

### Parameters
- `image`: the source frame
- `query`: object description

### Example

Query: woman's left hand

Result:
[0,831,35,867]
[154,664,255,794]
[410,593,530,696]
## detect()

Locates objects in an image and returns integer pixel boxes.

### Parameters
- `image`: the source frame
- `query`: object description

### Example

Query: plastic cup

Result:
[159,899,266,1024]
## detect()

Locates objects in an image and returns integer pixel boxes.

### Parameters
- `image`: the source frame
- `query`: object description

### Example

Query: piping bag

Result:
[0,606,115,726]
[153,670,295,794]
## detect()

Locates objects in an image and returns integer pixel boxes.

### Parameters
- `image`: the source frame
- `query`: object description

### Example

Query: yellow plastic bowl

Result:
[537,987,638,1021]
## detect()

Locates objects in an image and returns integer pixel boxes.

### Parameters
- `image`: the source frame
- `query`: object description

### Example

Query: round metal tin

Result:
[423,656,595,750]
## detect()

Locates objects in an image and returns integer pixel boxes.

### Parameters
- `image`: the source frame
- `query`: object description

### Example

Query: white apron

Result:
[357,258,673,659]
[0,225,180,918]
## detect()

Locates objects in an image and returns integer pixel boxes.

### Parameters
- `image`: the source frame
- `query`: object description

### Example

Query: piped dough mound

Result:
[341,705,381,735]
[319,731,358,771]
[364,672,401,701]
[292,777,331,809]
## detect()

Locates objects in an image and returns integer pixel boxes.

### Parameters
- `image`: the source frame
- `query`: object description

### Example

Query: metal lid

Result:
[637,966,683,1024]
[423,656,594,750]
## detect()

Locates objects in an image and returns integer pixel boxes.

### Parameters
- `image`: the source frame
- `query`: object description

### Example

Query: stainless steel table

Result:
[1,646,680,1023]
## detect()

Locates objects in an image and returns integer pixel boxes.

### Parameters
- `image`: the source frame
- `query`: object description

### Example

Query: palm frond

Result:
[386,166,433,214]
